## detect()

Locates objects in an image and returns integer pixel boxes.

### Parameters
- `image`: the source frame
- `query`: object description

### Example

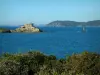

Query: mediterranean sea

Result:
[0,26,100,58]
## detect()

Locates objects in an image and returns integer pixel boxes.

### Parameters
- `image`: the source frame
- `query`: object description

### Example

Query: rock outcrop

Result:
[11,23,42,33]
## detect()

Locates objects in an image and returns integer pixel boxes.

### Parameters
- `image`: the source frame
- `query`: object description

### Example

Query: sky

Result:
[0,0,100,26]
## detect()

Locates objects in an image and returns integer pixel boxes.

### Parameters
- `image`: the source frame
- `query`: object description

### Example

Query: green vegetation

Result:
[0,28,11,33]
[0,51,100,75]
[0,28,6,32]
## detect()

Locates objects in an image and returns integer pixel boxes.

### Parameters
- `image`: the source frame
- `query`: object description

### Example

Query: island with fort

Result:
[0,23,42,33]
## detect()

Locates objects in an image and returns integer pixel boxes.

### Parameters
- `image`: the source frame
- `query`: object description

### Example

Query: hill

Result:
[47,20,100,27]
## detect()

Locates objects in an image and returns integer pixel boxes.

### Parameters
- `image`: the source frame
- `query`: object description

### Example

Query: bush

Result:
[66,51,100,75]
[0,51,100,75]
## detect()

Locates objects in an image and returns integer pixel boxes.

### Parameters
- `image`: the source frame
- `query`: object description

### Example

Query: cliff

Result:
[47,20,100,27]
[11,23,42,33]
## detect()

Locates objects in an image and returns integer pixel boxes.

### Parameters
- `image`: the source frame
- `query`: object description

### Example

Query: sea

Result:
[0,26,100,58]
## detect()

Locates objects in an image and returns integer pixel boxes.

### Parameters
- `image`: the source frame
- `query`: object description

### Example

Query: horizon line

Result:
[0,19,100,26]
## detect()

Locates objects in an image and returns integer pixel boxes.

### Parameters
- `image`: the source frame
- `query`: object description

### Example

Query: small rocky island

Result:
[11,23,42,33]
[0,23,42,33]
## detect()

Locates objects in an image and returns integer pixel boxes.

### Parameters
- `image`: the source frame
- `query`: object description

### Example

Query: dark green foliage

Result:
[59,58,66,64]
[0,51,100,75]
[47,55,56,60]
[0,28,11,33]
[66,51,100,75]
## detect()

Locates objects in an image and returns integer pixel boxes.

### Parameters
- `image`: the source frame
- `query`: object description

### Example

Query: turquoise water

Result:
[0,27,100,58]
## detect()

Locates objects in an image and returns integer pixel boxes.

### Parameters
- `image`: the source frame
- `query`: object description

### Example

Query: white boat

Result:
[82,25,86,32]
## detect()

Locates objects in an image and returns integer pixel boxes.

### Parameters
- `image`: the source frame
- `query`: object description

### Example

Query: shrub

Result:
[0,51,100,75]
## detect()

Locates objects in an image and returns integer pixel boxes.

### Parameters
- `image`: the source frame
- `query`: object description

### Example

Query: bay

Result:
[0,26,100,58]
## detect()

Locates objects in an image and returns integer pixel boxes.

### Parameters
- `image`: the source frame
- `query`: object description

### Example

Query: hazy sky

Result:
[0,0,100,25]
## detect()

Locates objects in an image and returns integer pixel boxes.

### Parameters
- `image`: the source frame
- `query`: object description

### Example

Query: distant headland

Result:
[0,23,42,33]
[47,20,100,27]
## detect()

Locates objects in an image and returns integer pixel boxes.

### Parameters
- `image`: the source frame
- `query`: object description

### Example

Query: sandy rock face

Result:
[11,24,42,32]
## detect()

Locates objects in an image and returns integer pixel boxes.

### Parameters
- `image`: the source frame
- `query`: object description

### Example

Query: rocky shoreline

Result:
[0,23,42,33]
